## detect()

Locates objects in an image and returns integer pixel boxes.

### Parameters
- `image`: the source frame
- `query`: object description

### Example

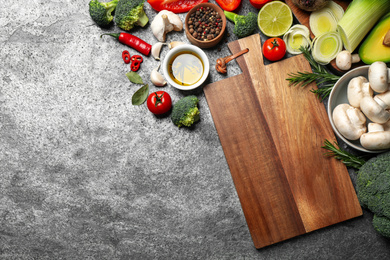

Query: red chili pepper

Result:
[101,33,152,56]
[131,61,141,72]
[130,55,143,71]
[122,50,131,64]
[131,55,143,63]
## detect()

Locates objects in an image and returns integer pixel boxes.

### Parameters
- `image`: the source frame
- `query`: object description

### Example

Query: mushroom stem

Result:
[351,54,360,63]
[215,48,249,74]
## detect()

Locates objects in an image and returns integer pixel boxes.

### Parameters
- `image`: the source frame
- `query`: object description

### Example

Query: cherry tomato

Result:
[147,91,172,115]
[147,0,208,13]
[262,38,286,62]
[249,0,272,9]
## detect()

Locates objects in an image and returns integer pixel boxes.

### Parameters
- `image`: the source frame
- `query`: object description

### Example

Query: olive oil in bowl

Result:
[163,44,210,91]
[168,51,204,86]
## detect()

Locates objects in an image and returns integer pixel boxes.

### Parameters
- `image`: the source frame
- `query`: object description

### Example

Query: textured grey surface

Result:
[1,0,389,259]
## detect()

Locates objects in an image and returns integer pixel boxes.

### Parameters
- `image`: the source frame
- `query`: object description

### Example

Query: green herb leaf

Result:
[132,84,149,105]
[322,139,366,169]
[126,71,144,84]
[286,46,341,102]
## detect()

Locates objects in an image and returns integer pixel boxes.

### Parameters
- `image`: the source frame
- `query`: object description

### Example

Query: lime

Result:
[258,1,293,37]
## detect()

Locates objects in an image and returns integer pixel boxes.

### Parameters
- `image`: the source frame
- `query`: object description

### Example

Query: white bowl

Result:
[328,65,388,153]
[162,44,210,91]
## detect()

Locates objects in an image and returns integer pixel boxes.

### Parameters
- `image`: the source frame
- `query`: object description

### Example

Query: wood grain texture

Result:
[203,34,362,248]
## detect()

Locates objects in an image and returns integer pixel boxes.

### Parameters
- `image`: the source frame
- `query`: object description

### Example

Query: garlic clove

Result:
[168,41,185,49]
[151,42,165,60]
[150,64,167,87]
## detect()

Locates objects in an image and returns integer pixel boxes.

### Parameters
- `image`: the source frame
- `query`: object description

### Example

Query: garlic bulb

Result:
[151,10,183,42]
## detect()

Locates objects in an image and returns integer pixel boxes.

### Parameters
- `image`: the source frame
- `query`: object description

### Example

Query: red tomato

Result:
[147,91,172,115]
[147,0,209,13]
[249,0,273,9]
[215,0,241,11]
[262,38,286,62]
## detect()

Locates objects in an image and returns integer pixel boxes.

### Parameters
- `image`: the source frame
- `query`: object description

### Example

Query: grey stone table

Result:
[1,0,389,259]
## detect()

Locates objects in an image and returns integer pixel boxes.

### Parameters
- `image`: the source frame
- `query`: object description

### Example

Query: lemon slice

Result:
[258,1,293,37]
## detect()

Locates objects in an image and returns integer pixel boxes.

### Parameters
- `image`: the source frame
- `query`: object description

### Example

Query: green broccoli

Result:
[373,215,390,238]
[114,0,149,31]
[224,11,257,38]
[89,0,119,28]
[356,151,390,238]
[171,96,200,128]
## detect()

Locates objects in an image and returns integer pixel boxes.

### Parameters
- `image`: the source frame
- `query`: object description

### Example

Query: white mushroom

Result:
[332,103,367,140]
[360,122,390,150]
[375,90,390,108]
[335,50,360,71]
[368,61,390,93]
[360,92,390,124]
[347,76,373,108]
[151,10,183,42]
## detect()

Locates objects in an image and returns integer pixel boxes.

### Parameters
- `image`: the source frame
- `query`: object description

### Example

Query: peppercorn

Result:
[188,6,223,42]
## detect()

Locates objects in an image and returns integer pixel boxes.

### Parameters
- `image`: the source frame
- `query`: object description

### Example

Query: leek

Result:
[310,7,338,37]
[325,1,344,21]
[283,25,311,54]
[311,31,343,65]
[337,0,390,53]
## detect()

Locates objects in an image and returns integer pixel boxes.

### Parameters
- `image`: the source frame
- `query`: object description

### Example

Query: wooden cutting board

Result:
[203,34,362,249]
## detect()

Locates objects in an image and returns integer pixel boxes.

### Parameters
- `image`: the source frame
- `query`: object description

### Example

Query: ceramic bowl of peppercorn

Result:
[185,3,226,49]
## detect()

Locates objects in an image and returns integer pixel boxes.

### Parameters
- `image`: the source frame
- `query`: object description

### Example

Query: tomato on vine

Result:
[262,38,286,62]
[147,91,172,115]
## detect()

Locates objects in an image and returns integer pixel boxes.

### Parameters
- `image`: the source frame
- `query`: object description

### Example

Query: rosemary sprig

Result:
[286,46,341,101]
[310,84,333,101]
[300,45,327,74]
[322,139,366,169]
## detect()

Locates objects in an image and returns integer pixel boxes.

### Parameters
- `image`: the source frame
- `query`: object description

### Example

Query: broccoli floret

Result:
[89,0,119,28]
[114,0,149,31]
[357,151,390,238]
[373,215,390,238]
[224,11,257,38]
[171,95,200,128]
